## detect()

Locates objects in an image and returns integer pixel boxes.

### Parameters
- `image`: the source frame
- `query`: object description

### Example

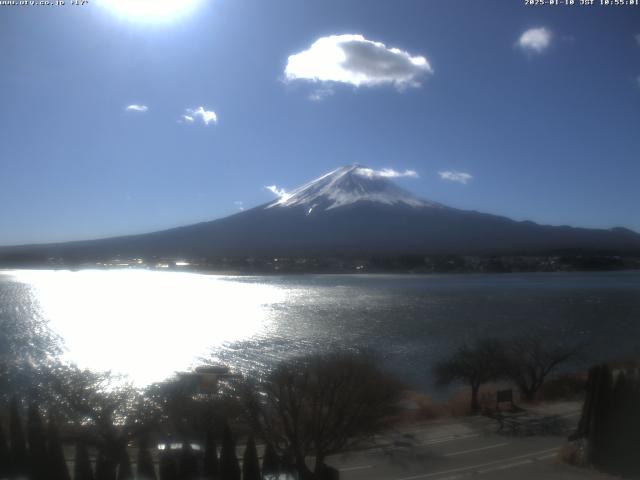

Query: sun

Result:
[98,0,203,23]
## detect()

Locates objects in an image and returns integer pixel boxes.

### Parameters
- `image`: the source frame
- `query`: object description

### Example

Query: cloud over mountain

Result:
[355,167,418,179]
[265,185,288,198]
[285,34,432,89]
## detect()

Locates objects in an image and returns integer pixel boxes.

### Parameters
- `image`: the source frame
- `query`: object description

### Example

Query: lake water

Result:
[1,269,639,393]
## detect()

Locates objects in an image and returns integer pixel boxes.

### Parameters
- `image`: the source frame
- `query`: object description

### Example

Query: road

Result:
[326,402,612,480]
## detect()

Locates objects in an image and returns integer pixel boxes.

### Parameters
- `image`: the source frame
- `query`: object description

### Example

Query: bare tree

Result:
[241,353,404,479]
[506,335,582,402]
[434,339,507,414]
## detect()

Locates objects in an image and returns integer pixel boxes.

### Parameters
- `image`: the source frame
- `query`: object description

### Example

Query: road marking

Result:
[339,464,373,472]
[477,459,532,473]
[537,452,558,460]
[393,447,559,480]
[363,433,481,456]
[443,442,509,457]
[422,434,480,446]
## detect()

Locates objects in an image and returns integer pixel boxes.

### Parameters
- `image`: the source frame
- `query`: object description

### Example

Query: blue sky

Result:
[1,0,639,246]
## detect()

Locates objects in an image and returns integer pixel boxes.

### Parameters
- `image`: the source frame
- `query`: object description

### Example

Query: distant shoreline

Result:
[2,259,640,277]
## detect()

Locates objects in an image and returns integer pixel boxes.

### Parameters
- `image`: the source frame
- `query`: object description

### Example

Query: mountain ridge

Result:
[1,165,639,264]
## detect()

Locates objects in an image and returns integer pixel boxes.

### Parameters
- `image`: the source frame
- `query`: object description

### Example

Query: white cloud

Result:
[438,171,473,185]
[517,27,552,53]
[182,106,217,125]
[309,87,335,101]
[234,200,244,211]
[265,185,288,198]
[285,34,432,89]
[125,104,148,112]
[355,167,418,179]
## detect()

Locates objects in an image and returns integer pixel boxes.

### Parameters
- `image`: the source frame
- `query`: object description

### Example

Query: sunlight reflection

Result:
[9,270,286,386]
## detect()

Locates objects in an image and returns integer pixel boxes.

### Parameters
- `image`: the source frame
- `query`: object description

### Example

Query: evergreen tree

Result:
[608,372,629,474]
[588,365,613,466]
[179,442,199,480]
[136,437,157,480]
[74,441,95,480]
[203,430,219,480]
[220,423,240,480]
[582,364,640,476]
[0,422,10,478]
[241,436,260,480]
[9,397,28,477]
[589,365,613,469]
[95,445,117,480]
[47,414,71,480]
[95,451,107,480]
[611,370,639,477]
[261,443,279,480]
[159,451,178,480]
[116,444,134,480]
[576,366,599,438]
[27,403,48,480]
[630,369,640,475]
[279,450,297,479]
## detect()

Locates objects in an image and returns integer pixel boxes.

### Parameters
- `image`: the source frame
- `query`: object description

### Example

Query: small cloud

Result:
[125,104,148,113]
[517,27,552,53]
[308,87,334,101]
[285,34,432,90]
[356,167,418,179]
[438,170,473,185]
[265,185,288,198]
[182,106,217,126]
[234,200,244,211]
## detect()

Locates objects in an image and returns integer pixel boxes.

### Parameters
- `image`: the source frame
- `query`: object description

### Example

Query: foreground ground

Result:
[328,402,614,480]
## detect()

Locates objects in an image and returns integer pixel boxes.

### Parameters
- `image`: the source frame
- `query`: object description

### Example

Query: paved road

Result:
[327,403,611,480]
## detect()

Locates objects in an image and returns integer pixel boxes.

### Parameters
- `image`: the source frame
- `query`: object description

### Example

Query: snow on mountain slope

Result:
[266,165,443,212]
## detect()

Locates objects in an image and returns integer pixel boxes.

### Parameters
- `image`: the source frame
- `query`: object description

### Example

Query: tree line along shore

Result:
[1,252,639,274]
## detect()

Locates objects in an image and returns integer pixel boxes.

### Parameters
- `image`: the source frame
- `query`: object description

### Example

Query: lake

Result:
[1,269,639,393]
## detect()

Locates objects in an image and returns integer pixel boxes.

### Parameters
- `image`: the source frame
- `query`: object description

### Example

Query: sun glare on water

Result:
[97,0,203,23]
[10,270,285,386]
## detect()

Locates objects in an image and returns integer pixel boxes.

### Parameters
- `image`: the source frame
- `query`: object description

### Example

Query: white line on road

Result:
[443,442,509,457]
[362,433,482,456]
[537,452,558,460]
[477,459,533,474]
[339,464,373,472]
[421,434,480,446]
[393,447,559,480]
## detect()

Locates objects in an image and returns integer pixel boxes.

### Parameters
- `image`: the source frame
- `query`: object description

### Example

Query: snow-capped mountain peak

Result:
[266,165,442,211]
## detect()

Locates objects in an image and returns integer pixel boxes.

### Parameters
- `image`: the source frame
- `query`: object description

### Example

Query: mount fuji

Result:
[266,165,438,212]
[2,165,639,263]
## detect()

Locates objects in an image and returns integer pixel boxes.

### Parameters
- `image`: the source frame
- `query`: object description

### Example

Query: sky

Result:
[1,0,639,246]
